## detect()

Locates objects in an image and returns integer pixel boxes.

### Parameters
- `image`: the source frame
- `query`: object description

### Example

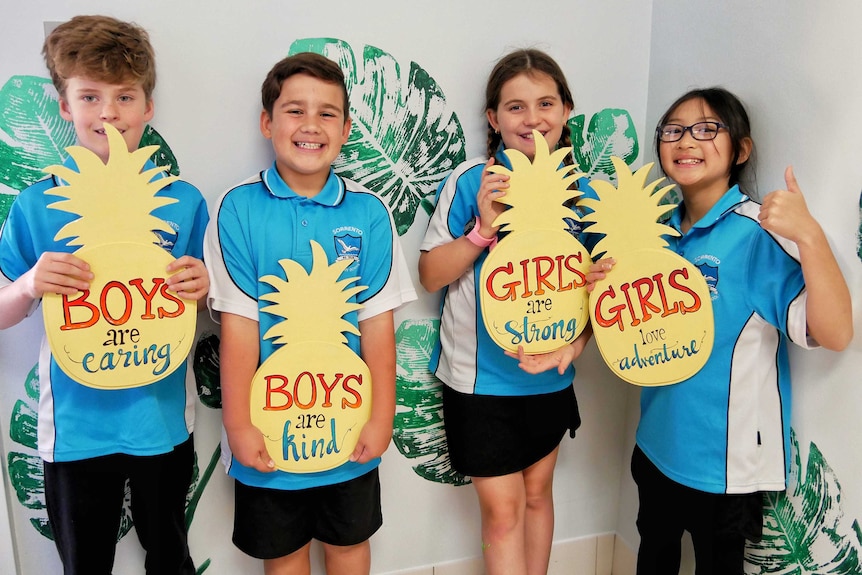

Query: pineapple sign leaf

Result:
[479,130,591,354]
[40,123,197,389]
[581,157,713,386]
[250,240,372,473]
[260,242,365,346]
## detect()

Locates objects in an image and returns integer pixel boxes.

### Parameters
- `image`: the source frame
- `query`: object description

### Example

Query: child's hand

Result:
[759,166,821,245]
[586,258,616,293]
[24,252,93,298]
[475,158,508,236]
[165,256,209,301]
[504,340,585,375]
[226,424,276,473]
[349,417,393,464]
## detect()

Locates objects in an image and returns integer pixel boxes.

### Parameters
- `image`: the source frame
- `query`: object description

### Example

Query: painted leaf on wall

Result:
[0,74,180,226]
[0,76,76,225]
[744,429,862,574]
[568,108,639,180]
[393,319,470,486]
[288,38,466,235]
[194,332,222,409]
[0,76,76,192]
[187,332,223,573]
[140,124,181,177]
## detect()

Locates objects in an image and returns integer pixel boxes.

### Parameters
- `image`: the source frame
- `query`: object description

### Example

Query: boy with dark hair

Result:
[0,15,208,575]
[205,52,415,574]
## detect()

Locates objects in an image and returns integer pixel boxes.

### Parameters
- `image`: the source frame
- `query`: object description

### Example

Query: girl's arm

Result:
[759,167,852,350]
[418,158,508,293]
[418,234,491,293]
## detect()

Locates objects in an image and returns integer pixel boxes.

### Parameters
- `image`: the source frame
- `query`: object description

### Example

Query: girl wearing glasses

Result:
[607,87,852,574]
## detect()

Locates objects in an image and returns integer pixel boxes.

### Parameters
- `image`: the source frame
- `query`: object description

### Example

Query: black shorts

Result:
[43,436,196,575]
[442,385,579,477]
[232,468,382,559]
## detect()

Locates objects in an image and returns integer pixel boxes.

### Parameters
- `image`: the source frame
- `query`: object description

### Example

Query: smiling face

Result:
[658,97,750,201]
[59,77,154,164]
[486,71,572,161]
[261,73,351,197]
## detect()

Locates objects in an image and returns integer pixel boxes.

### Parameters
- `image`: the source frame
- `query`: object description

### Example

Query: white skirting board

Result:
[377,533,638,575]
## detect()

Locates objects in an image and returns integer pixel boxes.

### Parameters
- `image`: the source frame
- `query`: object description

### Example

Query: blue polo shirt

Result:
[206,163,415,490]
[636,185,812,494]
[420,149,595,396]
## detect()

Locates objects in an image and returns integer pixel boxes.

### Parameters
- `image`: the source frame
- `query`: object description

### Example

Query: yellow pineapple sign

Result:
[250,241,372,473]
[479,130,591,354]
[581,157,714,386]
[41,124,196,389]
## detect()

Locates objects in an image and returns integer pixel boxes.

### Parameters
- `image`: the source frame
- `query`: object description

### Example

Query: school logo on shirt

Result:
[563,216,584,237]
[334,232,361,262]
[696,262,719,300]
[153,220,179,251]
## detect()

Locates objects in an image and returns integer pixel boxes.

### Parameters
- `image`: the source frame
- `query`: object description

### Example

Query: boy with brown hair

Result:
[205,52,415,574]
[0,15,208,574]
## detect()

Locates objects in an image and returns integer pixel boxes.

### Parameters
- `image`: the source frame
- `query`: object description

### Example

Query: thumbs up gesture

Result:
[758,166,820,244]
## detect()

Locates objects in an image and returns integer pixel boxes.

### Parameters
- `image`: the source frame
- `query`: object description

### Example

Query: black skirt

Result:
[442,384,580,477]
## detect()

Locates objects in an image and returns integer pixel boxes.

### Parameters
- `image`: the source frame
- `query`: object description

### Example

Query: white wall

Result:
[0,436,16,575]
[0,1,651,573]
[614,1,862,567]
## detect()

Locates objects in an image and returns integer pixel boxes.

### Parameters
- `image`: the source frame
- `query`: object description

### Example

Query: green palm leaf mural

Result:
[193,332,222,410]
[139,124,181,177]
[744,429,862,574]
[0,76,76,225]
[0,74,179,226]
[568,108,639,180]
[288,38,466,236]
[393,319,469,486]
[0,76,75,192]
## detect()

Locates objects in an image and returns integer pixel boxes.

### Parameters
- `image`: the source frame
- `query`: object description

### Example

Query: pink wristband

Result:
[466,217,496,248]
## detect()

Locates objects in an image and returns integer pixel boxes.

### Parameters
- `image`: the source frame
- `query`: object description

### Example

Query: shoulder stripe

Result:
[213,176,265,301]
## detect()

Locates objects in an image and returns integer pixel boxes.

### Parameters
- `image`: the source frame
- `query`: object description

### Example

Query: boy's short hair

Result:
[43,15,156,99]
[261,52,349,120]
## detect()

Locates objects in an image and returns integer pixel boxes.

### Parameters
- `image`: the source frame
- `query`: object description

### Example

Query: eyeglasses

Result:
[656,122,728,142]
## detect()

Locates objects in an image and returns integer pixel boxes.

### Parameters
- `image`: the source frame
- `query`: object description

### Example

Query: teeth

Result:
[676,159,701,164]
[296,142,323,149]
